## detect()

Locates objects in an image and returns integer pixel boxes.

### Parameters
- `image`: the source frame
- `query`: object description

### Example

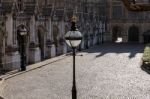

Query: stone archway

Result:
[128,26,139,42]
[37,25,46,60]
[112,26,122,42]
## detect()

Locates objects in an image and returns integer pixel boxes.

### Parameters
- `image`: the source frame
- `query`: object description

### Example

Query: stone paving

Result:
[1,43,148,99]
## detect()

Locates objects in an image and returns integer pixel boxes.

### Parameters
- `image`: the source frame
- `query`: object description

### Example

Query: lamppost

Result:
[18,25,27,71]
[65,16,83,99]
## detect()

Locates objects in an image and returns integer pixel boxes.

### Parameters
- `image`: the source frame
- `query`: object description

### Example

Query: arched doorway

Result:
[37,25,46,61]
[128,26,139,42]
[53,25,59,55]
[112,26,122,42]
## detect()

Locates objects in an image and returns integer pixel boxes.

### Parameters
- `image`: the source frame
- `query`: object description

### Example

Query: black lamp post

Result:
[18,25,27,71]
[65,16,83,99]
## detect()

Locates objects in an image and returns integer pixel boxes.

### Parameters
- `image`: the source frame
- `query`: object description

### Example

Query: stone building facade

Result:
[0,0,107,70]
[3,0,149,71]
[107,0,150,43]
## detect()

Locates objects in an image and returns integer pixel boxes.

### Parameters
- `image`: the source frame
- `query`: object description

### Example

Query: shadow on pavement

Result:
[0,96,4,99]
[82,43,144,59]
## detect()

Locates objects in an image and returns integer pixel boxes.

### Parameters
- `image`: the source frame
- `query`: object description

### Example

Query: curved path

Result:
[2,43,148,99]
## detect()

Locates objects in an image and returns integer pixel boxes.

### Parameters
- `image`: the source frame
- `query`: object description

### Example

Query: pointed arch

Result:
[37,25,47,60]
[52,25,59,45]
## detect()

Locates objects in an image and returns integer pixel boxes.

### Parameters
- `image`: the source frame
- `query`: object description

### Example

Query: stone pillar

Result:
[28,47,41,64]
[56,21,65,55]
[58,21,62,55]
[6,14,13,46]
[30,16,36,42]
[45,17,52,58]
[4,51,20,70]
[61,21,67,54]
[63,43,67,54]
[29,16,41,63]
[51,22,56,57]
[46,18,52,40]
[4,14,21,70]
[81,39,85,50]
[51,44,56,58]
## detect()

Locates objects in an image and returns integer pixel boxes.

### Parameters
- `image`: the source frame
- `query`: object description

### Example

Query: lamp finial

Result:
[71,16,77,23]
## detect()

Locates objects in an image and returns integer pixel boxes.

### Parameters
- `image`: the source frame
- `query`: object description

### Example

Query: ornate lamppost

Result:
[65,16,83,99]
[18,25,27,71]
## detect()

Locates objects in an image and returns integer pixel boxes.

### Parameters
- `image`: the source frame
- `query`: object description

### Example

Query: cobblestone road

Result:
[2,43,148,99]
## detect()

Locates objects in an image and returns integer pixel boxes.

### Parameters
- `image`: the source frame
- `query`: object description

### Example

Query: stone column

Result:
[28,16,41,64]
[46,18,52,40]
[30,16,36,42]
[0,32,5,70]
[5,14,20,70]
[57,21,62,55]
[45,17,52,58]
[50,21,56,57]
[61,21,67,54]
[6,14,13,46]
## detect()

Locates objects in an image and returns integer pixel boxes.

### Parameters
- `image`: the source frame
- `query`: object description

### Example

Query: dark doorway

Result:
[143,30,150,44]
[128,26,139,42]
[38,26,46,61]
[112,26,122,43]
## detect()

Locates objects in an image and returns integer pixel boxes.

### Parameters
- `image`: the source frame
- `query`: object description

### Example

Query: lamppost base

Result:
[21,68,26,71]
[72,88,77,99]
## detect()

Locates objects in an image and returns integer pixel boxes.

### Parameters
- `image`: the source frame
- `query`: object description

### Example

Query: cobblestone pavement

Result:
[2,43,148,99]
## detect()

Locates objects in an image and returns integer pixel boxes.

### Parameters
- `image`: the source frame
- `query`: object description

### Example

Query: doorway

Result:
[128,26,139,42]
[112,26,123,43]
